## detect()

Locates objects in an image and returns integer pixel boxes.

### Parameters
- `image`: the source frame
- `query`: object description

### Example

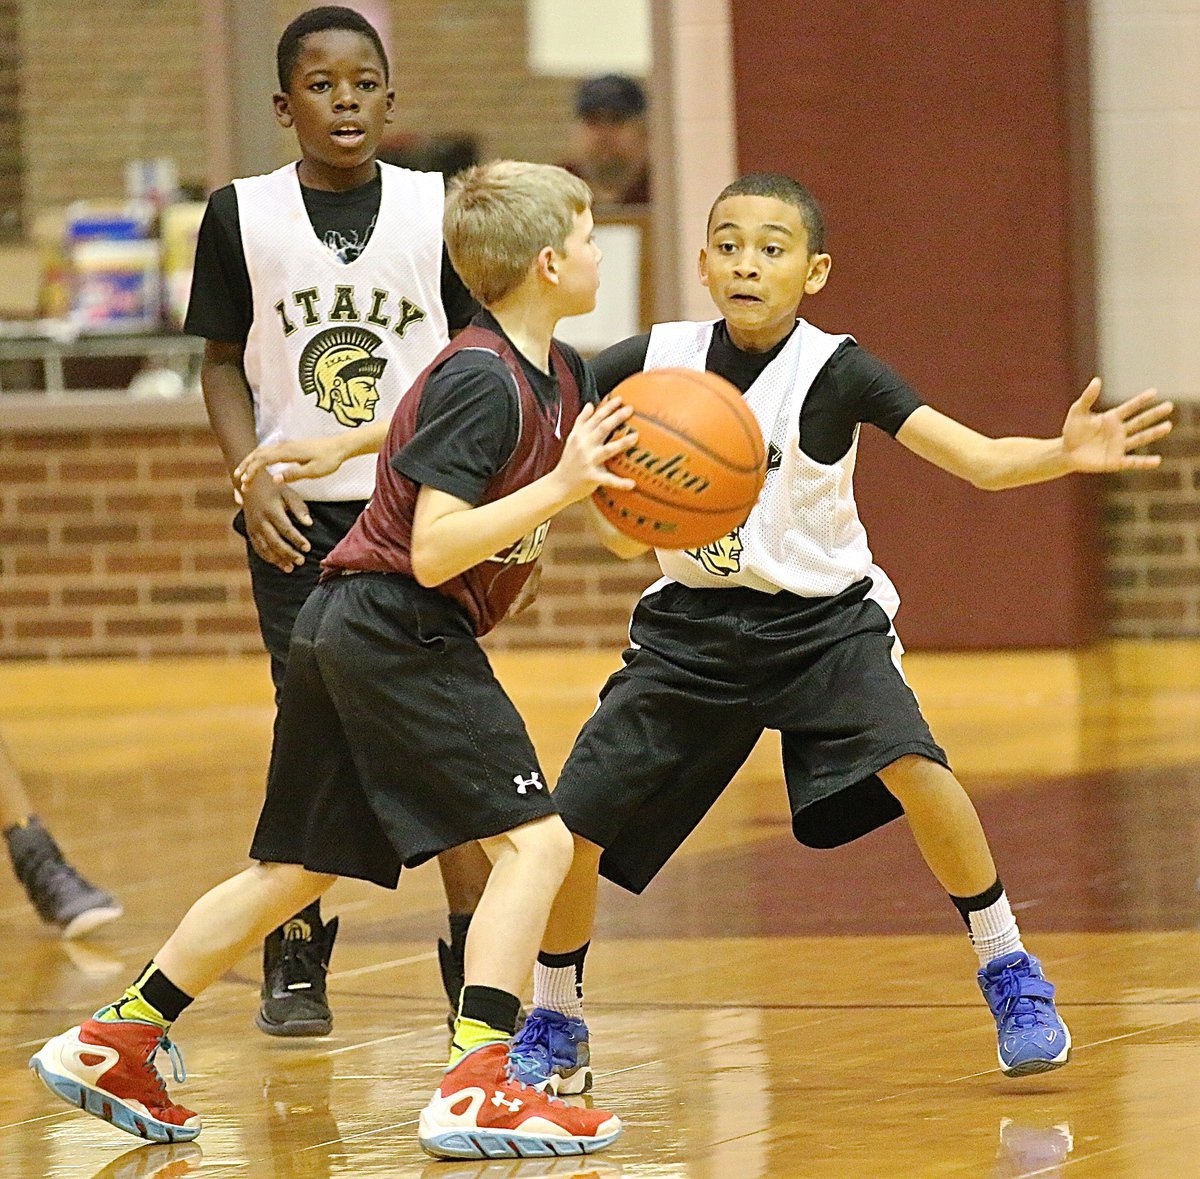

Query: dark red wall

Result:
[729,2,1100,648]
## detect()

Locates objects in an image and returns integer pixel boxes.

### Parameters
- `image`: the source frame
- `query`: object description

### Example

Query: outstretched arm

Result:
[233,421,390,489]
[895,379,1173,490]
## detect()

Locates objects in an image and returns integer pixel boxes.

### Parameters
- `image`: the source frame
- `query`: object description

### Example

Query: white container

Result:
[70,239,162,333]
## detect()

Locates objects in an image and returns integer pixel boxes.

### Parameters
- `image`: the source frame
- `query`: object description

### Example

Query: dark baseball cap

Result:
[575,74,647,120]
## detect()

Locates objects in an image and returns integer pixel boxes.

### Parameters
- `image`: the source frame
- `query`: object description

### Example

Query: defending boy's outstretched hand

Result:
[552,396,638,502]
[1062,379,1174,472]
[234,435,351,490]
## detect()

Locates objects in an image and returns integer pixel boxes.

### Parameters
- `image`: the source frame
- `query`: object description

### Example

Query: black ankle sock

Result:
[135,961,193,1023]
[949,877,1004,929]
[459,985,521,1035]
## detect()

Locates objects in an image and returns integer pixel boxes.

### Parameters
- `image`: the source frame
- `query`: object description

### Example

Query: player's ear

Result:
[698,247,710,288]
[384,89,396,124]
[804,252,831,295]
[273,92,294,128]
[537,245,558,286]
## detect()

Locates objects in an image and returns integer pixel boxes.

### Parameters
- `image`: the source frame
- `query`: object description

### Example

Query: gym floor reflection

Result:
[1,646,1198,1177]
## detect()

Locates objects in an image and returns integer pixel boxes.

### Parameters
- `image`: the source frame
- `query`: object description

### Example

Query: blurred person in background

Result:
[563,74,650,206]
[378,131,480,181]
[3,734,122,937]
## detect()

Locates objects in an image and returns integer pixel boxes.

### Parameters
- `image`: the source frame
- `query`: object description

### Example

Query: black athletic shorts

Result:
[250,572,558,888]
[234,500,367,698]
[553,578,949,893]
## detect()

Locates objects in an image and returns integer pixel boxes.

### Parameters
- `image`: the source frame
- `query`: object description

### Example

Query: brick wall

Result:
[0,423,659,660]
[2,415,1198,660]
[0,1,20,236]
[0,426,256,659]
[17,0,208,214]
[14,0,581,221]
[1105,402,1200,636]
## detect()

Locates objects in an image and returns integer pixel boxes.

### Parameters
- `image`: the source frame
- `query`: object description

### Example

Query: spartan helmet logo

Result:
[298,326,388,428]
[686,528,744,577]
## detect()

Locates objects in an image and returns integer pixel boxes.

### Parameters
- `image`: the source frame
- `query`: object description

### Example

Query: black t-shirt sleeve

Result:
[183,185,253,343]
[835,344,924,435]
[592,334,650,395]
[799,340,925,464]
[440,247,479,331]
[390,353,519,505]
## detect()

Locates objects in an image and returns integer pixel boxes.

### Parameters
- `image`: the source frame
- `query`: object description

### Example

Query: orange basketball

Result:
[592,368,767,549]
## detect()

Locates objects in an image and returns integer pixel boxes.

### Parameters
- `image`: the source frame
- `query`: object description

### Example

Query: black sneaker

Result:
[5,817,123,939]
[437,935,465,1035]
[438,930,528,1036]
[255,912,338,1037]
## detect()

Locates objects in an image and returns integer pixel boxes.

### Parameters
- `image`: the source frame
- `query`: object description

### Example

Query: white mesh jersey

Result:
[235,162,449,501]
[645,318,901,620]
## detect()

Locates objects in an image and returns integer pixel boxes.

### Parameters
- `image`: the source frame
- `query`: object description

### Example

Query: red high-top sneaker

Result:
[419,1042,620,1160]
[30,1018,201,1142]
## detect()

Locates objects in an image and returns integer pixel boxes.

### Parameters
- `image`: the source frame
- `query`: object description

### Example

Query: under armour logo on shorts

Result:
[513,771,544,795]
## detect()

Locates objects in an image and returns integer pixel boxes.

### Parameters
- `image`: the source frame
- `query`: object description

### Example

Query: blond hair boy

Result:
[31,160,637,1163]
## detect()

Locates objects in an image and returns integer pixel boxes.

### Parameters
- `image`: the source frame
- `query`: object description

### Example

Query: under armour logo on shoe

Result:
[491,1090,523,1112]
[513,772,544,795]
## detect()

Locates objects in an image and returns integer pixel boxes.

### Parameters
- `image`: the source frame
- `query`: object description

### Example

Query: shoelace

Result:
[509,1012,562,1069]
[991,966,1057,1029]
[503,1052,567,1107]
[276,936,324,992]
[142,1033,187,1099]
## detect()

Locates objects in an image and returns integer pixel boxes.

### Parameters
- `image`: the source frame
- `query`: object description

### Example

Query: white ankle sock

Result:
[967,891,1024,966]
[532,961,583,1019]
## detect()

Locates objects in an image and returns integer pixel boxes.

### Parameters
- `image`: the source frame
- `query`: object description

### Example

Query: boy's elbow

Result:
[968,468,1006,491]
[608,536,650,560]
[409,544,443,587]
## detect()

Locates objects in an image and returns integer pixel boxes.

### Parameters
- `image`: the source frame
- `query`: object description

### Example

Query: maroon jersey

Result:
[325,322,583,635]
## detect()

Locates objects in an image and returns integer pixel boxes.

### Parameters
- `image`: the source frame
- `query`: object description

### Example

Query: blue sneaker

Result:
[508,1008,593,1095]
[978,951,1071,1076]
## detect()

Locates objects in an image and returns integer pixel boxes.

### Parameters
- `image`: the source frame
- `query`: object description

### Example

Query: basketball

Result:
[592,368,767,549]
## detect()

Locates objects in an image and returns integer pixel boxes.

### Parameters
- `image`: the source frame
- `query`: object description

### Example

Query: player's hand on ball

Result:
[553,397,638,502]
[1062,378,1174,472]
[241,471,313,573]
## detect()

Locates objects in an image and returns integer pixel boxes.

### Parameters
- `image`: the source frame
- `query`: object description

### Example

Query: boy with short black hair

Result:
[508,170,1174,1093]
[31,158,632,1162]
[184,3,487,1037]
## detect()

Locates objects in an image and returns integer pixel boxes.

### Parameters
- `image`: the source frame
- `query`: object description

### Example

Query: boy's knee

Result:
[253,860,336,900]
[571,832,603,867]
[518,816,576,876]
[541,818,576,874]
[486,815,573,871]
[878,754,960,807]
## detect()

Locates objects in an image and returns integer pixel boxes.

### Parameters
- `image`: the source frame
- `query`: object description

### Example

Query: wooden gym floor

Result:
[1,641,1199,1178]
